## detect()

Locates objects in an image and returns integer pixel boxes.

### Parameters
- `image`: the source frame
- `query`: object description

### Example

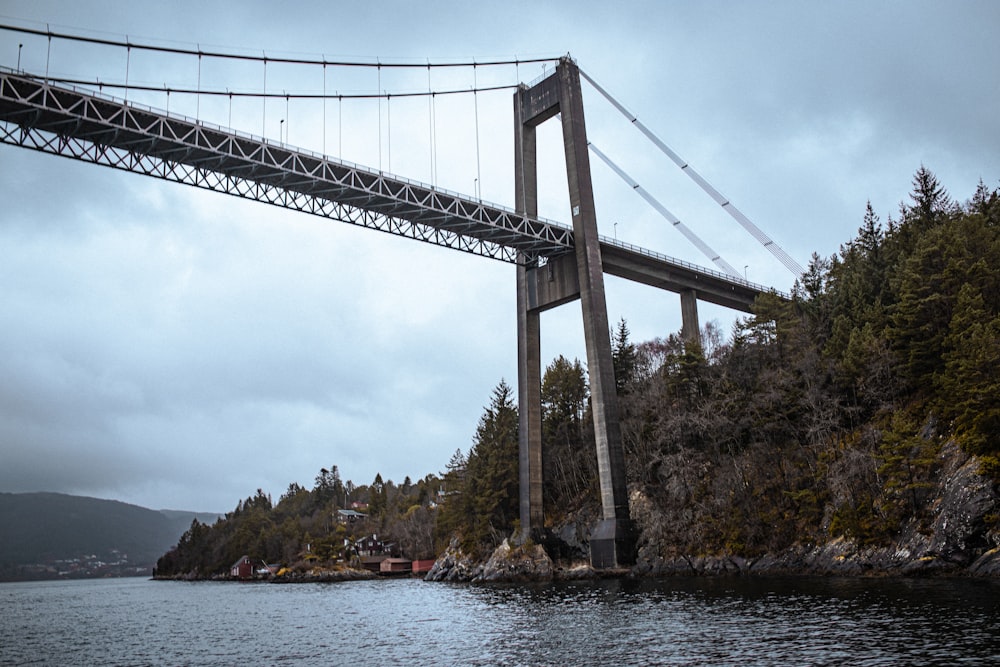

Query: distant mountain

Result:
[0,492,220,581]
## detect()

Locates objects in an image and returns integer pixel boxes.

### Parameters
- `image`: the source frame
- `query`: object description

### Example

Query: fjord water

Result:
[2,576,998,666]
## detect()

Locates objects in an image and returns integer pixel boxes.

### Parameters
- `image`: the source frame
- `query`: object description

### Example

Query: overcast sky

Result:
[1,1,997,512]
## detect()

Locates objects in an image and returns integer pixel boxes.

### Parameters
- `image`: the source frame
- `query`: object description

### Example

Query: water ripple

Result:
[1,576,998,666]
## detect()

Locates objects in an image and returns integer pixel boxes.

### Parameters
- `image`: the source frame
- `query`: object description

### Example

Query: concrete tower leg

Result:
[514,97,544,542]
[516,263,544,541]
[556,60,634,569]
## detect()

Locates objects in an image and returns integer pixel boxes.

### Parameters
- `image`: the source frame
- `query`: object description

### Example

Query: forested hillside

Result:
[438,167,1000,570]
[157,169,1000,577]
[614,167,999,563]
[154,468,442,576]
[0,492,219,580]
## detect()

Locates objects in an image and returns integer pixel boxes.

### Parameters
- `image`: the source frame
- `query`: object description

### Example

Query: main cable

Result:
[0,22,559,69]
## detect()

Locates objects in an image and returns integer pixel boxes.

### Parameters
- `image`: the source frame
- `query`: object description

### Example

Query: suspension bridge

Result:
[0,24,800,569]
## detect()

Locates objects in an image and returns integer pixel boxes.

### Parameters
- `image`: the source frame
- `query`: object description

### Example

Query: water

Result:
[2,576,998,666]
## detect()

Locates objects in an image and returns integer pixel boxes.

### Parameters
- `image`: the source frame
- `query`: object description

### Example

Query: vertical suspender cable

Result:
[124,40,130,101]
[45,28,51,83]
[427,63,435,186]
[377,62,382,171]
[196,48,202,120]
[387,93,391,172]
[579,68,805,277]
[473,62,481,199]
[322,61,327,156]
[431,91,438,186]
[261,54,267,138]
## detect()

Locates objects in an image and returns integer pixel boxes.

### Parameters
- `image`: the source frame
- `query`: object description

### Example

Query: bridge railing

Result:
[599,233,789,298]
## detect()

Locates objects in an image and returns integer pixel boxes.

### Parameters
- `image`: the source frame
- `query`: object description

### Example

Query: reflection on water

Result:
[2,575,998,666]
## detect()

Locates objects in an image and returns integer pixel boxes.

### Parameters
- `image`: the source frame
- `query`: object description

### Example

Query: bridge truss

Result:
[0,68,573,263]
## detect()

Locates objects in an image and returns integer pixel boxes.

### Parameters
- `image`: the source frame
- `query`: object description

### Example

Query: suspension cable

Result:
[588,141,741,278]
[0,23,559,69]
[580,67,805,277]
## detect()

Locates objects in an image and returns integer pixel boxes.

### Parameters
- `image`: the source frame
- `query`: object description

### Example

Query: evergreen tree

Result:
[907,165,952,228]
[938,284,1000,476]
[369,473,387,520]
[313,466,344,509]
[541,356,594,509]
[612,318,638,394]
[459,380,520,554]
[969,179,1000,226]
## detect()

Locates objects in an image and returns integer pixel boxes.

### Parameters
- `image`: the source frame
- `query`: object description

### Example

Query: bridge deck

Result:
[0,68,776,312]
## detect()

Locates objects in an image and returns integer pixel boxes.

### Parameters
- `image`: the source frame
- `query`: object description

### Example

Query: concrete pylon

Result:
[680,289,700,346]
[514,57,635,568]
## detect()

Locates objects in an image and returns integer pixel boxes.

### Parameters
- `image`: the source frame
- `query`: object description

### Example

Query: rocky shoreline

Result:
[154,537,1000,584]
[426,443,1000,583]
[158,441,1000,585]
[423,537,1000,583]
[153,566,377,583]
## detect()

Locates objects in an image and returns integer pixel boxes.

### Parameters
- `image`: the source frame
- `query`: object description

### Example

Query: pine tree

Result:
[541,356,594,508]
[460,380,520,554]
[369,473,387,520]
[938,284,1000,476]
[612,318,638,394]
[907,165,951,227]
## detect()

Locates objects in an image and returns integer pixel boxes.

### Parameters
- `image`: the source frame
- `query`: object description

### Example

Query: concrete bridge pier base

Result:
[590,517,636,570]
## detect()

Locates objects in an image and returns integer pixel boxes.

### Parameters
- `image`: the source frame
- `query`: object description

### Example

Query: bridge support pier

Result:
[514,57,635,569]
[680,289,700,346]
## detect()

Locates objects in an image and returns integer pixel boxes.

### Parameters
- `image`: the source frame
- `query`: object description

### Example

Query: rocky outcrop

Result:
[969,548,1000,576]
[632,441,1000,578]
[476,539,554,582]
[425,535,598,583]
[424,538,484,582]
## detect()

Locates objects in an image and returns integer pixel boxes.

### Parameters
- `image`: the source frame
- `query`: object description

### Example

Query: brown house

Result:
[230,555,253,579]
